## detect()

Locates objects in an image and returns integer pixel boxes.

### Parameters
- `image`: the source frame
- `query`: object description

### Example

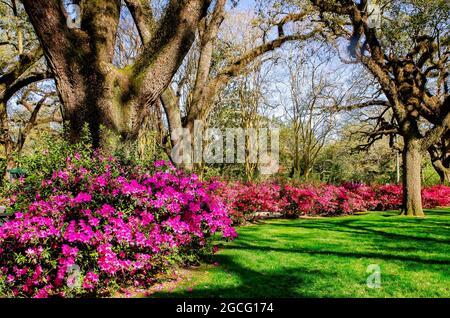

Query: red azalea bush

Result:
[218,181,450,222]
[422,185,450,208]
[340,182,378,211]
[215,181,287,224]
[283,185,318,217]
[283,183,377,217]
[0,153,236,298]
[313,185,343,216]
[372,184,403,210]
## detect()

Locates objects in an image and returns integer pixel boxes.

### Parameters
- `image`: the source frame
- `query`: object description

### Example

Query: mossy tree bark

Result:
[21,0,211,147]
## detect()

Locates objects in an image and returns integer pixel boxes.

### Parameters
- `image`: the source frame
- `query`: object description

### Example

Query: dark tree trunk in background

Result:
[431,157,450,184]
[428,132,450,184]
[0,101,15,179]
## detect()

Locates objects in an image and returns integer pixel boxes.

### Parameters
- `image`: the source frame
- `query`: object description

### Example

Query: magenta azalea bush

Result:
[0,153,236,298]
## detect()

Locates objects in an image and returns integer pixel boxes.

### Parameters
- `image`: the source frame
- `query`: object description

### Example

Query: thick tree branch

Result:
[80,0,122,65]
[333,99,389,112]
[124,0,155,45]
[0,46,43,88]
[187,28,322,122]
[129,0,211,124]
[2,71,52,104]
[21,0,84,72]
[421,106,450,151]
[0,46,51,104]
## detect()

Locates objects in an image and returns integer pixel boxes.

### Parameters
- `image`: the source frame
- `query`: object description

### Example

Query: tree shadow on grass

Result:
[423,208,450,217]
[268,220,449,265]
[225,241,449,265]
[268,216,450,245]
[151,210,450,298]
[374,209,450,218]
[150,255,333,298]
[219,214,450,266]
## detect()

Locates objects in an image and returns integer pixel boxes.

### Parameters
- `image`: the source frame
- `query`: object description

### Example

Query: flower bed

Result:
[216,181,450,224]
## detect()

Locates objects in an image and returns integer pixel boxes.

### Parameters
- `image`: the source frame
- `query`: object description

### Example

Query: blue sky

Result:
[234,0,256,10]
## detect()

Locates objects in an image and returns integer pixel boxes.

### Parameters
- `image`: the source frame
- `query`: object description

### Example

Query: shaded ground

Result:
[150,209,450,298]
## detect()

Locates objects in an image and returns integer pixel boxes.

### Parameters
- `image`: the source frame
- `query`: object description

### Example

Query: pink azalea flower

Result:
[74,192,92,204]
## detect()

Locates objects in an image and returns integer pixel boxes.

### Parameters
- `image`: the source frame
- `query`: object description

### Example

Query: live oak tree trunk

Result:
[21,0,210,148]
[402,137,425,217]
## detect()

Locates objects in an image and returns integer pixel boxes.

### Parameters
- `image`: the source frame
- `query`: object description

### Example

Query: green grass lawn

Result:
[151,209,450,298]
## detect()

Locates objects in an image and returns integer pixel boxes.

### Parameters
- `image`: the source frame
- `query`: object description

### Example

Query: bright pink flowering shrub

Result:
[341,182,379,212]
[0,153,236,298]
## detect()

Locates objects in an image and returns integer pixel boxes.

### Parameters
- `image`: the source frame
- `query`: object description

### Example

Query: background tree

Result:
[7,83,60,162]
[162,2,321,169]
[309,0,450,216]
[281,45,343,179]
[0,0,53,176]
